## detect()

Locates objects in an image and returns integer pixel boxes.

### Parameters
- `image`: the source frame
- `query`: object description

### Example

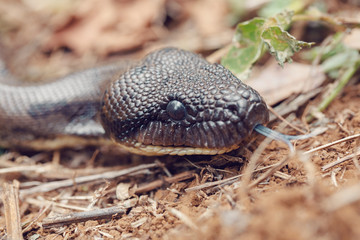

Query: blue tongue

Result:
[254,124,315,152]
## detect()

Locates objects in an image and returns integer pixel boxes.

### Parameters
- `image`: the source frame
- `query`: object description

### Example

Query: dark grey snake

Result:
[0,48,304,156]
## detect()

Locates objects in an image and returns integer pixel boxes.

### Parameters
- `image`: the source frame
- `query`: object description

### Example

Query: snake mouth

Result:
[122,104,269,154]
[110,119,256,155]
[113,141,240,156]
[105,102,269,156]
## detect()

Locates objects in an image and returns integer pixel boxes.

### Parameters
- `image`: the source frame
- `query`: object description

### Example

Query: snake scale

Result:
[0,48,270,155]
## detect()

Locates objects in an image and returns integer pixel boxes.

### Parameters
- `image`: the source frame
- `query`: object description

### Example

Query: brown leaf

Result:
[344,28,360,50]
[247,60,326,105]
[46,0,165,55]
[181,0,229,37]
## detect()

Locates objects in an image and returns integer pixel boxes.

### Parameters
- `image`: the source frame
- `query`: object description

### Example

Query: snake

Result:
[0,47,273,156]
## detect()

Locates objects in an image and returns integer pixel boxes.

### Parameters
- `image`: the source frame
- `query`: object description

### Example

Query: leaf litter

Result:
[1,0,360,239]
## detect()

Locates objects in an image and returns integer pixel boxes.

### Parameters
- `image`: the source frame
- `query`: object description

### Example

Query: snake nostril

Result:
[166,100,187,121]
[225,102,238,115]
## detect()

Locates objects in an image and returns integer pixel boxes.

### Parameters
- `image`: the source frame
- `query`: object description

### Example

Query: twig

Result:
[273,171,291,180]
[22,204,51,234]
[185,174,241,192]
[321,147,360,171]
[330,168,340,187]
[240,121,291,195]
[240,130,275,190]
[135,171,195,194]
[271,88,322,122]
[42,203,134,228]
[28,170,194,228]
[2,181,23,240]
[52,151,60,165]
[185,163,284,192]
[304,133,360,154]
[268,106,307,134]
[130,217,148,228]
[0,165,52,174]
[155,159,172,177]
[26,198,89,211]
[20,162,159,197]
[248,155,291,188]
[88,149,100,166]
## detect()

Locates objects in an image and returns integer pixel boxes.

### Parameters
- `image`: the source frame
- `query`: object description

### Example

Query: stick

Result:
[20,162,159,197]
[2,181,23,240]
[135,171,195,194]
[40,171,194,228]
[248,155,291,188]
[42,206,127,228]
[321,148,360,171]
[185,163,285,192]
[304,133,360,154]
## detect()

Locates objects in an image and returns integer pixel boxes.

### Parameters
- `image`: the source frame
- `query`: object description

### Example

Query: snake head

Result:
[100,48,269,155]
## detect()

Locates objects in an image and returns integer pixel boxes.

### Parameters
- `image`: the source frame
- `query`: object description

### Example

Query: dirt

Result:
[1,0,360,239]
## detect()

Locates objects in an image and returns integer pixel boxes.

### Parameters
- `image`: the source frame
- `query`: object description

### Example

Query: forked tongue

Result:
[254,124,316,152]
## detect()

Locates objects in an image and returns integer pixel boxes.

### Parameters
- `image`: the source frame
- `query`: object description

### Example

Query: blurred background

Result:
[0,0,356,81]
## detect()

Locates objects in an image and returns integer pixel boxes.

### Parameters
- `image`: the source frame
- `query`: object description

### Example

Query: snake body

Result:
[0,48,269,155]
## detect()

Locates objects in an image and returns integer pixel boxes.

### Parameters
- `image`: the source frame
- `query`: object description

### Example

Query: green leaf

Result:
[262,26,313,67]
[221,11,313,78]
[268,10,293,29]
[221,18,266,79]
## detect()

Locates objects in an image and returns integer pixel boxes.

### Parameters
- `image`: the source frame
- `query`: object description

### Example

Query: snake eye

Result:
[166,100,186,120]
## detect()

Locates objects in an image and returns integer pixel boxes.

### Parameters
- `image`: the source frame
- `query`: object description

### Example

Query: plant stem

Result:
[306,61,360,122]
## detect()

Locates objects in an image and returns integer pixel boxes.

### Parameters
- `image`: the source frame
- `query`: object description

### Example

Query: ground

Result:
[1,0,360,239]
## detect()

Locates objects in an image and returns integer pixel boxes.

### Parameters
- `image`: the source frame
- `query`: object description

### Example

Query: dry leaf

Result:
[247,60,326,105]
[344,28,360,50]
[46,0,165,55]
[181,0,229,37]
[116,182,132,201]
